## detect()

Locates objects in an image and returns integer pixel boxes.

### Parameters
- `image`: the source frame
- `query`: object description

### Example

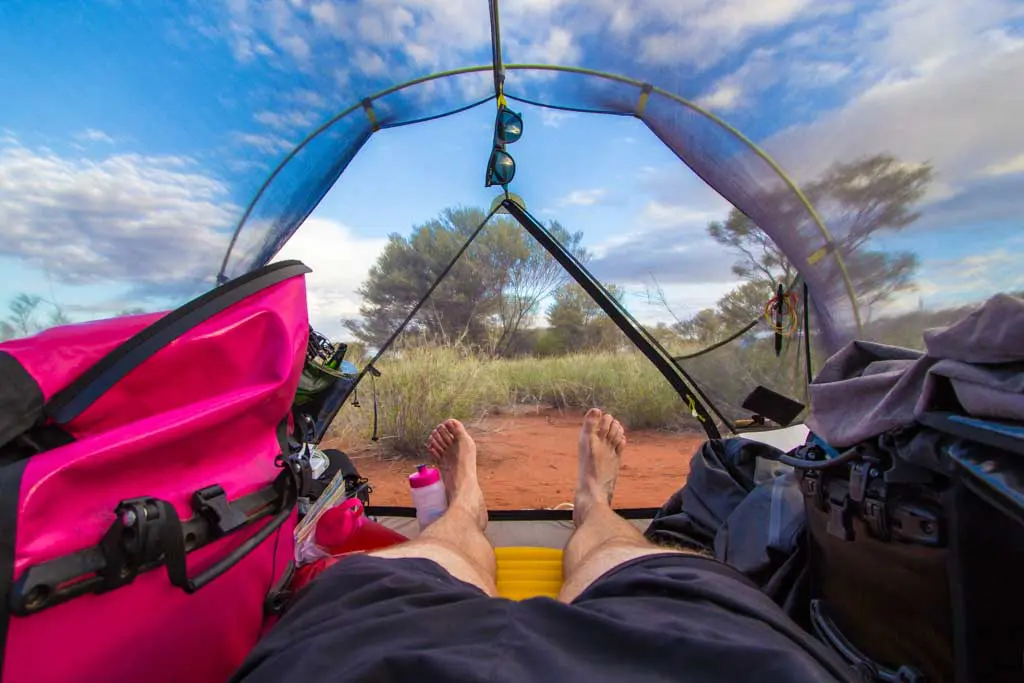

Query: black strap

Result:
[0,352,45,450]
[46,261,311,425]
[803,281,813,386]
[370,372,379,442]
[0,459,28,672]
[8,465,302,616]
[501,199,723,440]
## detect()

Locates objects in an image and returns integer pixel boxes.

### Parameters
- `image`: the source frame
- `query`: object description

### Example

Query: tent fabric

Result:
[220,65,857,352]
[807,294,1024,448]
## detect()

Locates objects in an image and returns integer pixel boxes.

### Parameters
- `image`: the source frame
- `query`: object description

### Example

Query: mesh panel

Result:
[504,67,642,115]
[679,324,811,425]
[640,91,855,352]
[374,70,495,127]
[223,111,374,279]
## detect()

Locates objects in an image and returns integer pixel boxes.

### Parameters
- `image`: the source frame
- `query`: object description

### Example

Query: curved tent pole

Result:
[216,65,497,283]
[503,64,863,336]
[219,64,861,338]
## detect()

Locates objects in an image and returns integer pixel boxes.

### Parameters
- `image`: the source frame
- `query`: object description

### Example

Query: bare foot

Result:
[426,419,488,530]
[574,408,626,527]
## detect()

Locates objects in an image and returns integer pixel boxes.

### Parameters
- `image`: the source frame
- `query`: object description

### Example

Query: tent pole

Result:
[488,0,505,99]
[501,198,727,440]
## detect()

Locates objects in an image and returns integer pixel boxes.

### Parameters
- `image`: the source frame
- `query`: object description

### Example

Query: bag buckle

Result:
[192,485,247,536]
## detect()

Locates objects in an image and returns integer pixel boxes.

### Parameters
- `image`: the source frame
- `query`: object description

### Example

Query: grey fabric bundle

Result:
[807,294,1024,447]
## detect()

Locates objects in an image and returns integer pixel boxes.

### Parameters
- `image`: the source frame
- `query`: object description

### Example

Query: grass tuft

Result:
[327,346,696,457]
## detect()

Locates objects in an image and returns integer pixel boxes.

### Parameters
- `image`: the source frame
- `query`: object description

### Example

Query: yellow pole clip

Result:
[361,98,381,132]
[686,394,706,422]
[635,83,653,117]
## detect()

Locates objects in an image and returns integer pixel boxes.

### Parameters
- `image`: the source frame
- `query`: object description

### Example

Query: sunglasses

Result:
[485,106,523,188]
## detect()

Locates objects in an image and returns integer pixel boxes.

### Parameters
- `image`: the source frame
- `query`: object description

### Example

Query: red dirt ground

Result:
[323,408,705,510]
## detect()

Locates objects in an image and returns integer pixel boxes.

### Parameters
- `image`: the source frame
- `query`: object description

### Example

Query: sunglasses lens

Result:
[486,148,516,186]
[496,109,523,145]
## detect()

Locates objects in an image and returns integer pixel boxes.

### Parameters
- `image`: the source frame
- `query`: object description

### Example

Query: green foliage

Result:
[345,206,585,355]
[544,283,624,355]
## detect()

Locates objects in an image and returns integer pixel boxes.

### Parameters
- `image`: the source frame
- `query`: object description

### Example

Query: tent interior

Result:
[2,1,1021,526]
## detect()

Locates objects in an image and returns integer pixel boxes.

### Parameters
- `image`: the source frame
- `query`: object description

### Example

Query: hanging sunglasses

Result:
[485,106,524,188]
[493,106,523,145]
[485,147,516,187]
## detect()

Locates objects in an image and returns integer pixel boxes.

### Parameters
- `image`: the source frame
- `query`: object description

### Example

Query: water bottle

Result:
[409,464,448,529]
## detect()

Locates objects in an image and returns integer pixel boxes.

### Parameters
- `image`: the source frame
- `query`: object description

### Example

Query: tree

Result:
[8,294,42,337]
[674,281,772,345]
[485,219,586,356]
[545,283,624,354]
[707,154,931,316]
[48,305,72,327]
[346,206,584,353]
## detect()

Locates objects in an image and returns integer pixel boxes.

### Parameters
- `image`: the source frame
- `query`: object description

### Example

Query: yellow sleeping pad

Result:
[495,547,564,601]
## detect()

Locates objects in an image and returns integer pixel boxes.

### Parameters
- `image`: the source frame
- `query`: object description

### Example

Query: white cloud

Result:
[539,109,577,128]
[233,132,296,154]
[354,48,388,77]
[560,188,607,206]
[519,26,580,64]
[278,34,311,60]
[76,129,116,144]
[254,109,319,129]
[774,47,1024,184]
[982,153,1024,177]
[640,200,724,228]
[886,246,1024,316]
[0,136,235,294]
[638,0,815,67]
[274,217,388,338]
[289,88,328,109]
[696,83,742,111]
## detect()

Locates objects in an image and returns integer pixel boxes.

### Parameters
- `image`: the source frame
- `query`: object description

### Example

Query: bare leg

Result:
[367,419,497,596]
[558,409,699,603]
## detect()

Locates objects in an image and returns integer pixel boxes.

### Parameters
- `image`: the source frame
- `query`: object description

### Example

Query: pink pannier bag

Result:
[0,261,312,683]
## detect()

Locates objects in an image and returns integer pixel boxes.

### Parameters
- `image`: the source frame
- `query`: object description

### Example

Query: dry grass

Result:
[327,346,695,456]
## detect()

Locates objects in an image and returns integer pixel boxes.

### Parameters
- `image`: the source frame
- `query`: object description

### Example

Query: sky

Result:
[1,0,1022,342]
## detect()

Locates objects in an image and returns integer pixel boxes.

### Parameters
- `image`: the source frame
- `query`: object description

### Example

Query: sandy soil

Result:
[323,408,705,510]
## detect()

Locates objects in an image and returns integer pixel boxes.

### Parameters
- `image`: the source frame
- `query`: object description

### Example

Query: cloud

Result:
[582,162,738,289]
[76,129,116,144]
[589,232,739,286]
[762,2,1024,233]
[254,109,319,129]
[560,188,607,206]
[885,246,1024,315]
[0,136,236,297]
[696,83,742,111]
[233,132,296,154]
[273,217,388,338]
[638,0,815,68]
[354,48,388,77]
[539,109,577,128]
[982,153,1024,177]
[639,200,723,228]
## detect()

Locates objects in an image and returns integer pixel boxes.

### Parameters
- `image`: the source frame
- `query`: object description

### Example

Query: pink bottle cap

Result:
[408,464,441,489]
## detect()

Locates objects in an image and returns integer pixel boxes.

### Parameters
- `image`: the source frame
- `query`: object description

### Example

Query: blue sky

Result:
[1,0,1022,340]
